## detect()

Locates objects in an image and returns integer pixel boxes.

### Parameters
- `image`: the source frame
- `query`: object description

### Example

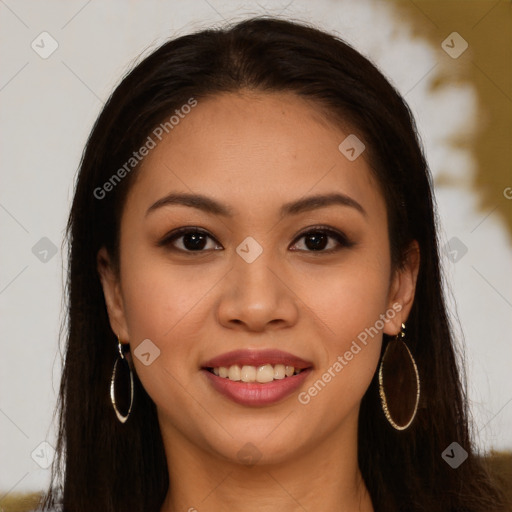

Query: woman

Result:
[42,16,507,512]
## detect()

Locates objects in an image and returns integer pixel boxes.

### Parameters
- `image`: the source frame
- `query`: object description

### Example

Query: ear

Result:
[97,246,130,341]
[384,240,420,336]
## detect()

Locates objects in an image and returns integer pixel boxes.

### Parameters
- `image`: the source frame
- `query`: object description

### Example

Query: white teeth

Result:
[273,364,286,379]
[210,364,304,382]
[228,365,241,381]
[241,365,256,382]
[256,364,274,383]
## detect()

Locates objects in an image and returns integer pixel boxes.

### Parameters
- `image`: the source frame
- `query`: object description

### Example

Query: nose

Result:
[216,246,299,333]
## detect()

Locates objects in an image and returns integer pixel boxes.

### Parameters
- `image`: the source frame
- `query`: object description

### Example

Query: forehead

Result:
[126,91,385,222]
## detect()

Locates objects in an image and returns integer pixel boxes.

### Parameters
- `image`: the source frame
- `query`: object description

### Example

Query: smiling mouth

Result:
[204,364,307,383]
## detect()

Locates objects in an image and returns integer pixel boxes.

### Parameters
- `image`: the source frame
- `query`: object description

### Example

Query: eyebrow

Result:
[145,192,367,218]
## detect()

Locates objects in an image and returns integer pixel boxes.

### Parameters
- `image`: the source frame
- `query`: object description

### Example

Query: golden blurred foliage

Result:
[391,0,512,236]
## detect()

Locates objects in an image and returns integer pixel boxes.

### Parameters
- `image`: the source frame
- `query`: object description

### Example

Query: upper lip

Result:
[201,349,313,370]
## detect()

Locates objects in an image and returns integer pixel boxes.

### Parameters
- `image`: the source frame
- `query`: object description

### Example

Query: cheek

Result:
[302,249,391,345]
[119,222,221,341]
[296,248,391,403]
[122,263,207,340]
[118,245,224,404]
[294,299,386,425]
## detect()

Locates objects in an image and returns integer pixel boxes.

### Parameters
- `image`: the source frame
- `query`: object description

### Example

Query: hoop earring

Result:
[378,323,420,430]
[110,336,134,424]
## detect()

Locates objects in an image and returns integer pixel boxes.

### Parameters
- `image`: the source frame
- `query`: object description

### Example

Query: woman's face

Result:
[99,91,418,466]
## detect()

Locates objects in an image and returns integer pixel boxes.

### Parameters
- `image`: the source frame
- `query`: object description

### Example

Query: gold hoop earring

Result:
[378,323,420,430]
[110,336,134,423]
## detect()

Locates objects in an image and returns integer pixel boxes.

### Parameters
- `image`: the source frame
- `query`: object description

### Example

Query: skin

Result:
[98,91,420,512]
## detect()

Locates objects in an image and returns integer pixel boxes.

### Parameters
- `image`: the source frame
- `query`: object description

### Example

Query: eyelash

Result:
[158,225,354,255]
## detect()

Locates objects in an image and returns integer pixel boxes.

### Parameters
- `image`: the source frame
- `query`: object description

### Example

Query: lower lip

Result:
[202,368,312,407]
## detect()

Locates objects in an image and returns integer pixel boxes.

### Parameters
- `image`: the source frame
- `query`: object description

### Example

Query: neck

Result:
[159,411,374,512]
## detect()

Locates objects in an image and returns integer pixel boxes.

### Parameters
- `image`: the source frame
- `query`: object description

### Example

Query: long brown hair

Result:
[42,16,508,512]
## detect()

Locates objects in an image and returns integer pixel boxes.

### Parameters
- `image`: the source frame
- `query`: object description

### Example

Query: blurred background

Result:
[1,0,511,507]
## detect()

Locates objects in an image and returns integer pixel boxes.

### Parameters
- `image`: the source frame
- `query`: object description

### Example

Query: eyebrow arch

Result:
[145,192,367,218]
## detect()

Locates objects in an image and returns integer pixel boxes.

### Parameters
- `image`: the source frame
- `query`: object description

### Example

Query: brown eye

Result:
[158,228,221,253]
[290,227,353,253]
